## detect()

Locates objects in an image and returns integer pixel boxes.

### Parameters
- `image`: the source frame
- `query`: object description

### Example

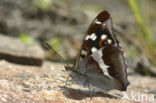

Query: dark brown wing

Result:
[74,10,119,68]
[101,45,129,91]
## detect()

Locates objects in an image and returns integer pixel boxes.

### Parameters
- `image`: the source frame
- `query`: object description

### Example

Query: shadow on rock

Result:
[60,86,118,100]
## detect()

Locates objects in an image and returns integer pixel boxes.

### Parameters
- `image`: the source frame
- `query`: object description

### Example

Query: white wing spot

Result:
[81,49,87,55]
[107,39,112,44]
[86,33,97,41]
[90,33,95,39]
[103,23,106,26]
[125,59,127,65]
[86,35,90,40]
[123,53,127,57]
[123,53,127,65]
[91,47,97,53]
[96,21,101,24]
[92,35,97,41]
[91,50,111,78]
[90,33,97,41]
[101,34,107,39]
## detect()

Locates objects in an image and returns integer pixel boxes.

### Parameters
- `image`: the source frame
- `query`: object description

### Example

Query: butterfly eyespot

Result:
[115,74,119,79]
[102,40,108,47]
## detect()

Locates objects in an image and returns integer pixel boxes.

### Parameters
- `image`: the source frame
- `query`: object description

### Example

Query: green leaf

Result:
[20,34,37,44]
[49,37,61,51]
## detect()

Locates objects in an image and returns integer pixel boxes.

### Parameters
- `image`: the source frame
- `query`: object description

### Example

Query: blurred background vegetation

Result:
[0,0,155,76]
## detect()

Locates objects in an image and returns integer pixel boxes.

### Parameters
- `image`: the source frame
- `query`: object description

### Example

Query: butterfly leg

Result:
[84,75,93,98]
[64,75,70,87]
[86,78,91,93]
[83,75,89,89]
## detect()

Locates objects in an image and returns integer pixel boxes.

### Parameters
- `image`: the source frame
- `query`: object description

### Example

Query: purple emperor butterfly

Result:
[46,10,129,91]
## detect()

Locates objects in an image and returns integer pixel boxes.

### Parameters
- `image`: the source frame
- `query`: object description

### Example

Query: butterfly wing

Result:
[74,11,119,68]
[73,10,129,91]
[89,45,129,91]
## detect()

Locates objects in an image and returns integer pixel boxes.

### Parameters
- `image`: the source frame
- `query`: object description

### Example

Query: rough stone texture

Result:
[0,34,45,66]
[0,60,155,103]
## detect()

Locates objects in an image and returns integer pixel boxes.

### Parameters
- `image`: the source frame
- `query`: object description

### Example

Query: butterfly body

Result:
[65,10,129,91]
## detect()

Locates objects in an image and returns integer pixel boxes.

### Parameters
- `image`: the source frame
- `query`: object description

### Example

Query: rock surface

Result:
[0,60,155,103]
[0,34,45,66]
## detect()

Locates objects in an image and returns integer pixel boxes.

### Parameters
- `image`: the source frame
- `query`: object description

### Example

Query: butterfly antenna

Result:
[44,42,68,66]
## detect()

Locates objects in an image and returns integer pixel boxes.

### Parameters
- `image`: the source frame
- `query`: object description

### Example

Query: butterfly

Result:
[46,10,129,92]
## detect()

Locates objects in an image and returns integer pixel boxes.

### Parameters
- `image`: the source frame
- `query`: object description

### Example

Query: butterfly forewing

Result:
[76,11,118,63]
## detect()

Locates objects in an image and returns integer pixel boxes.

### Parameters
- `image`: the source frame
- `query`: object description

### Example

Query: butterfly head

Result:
[64,64,73,71]
[45,42,73,72]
